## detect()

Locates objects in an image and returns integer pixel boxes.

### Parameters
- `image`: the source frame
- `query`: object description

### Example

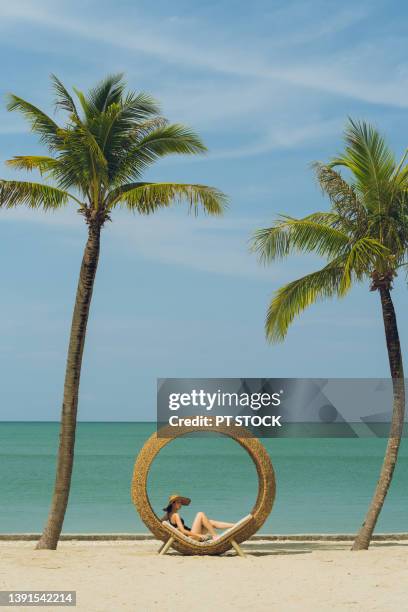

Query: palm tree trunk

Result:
[352,285,405,550]
[36,222,101,550]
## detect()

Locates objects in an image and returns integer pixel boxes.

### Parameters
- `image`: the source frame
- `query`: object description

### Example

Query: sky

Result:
[0,0,407,420]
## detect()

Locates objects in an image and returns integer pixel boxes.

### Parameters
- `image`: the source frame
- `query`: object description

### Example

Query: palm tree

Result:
[0,74,227,550]
[251,120,407,550]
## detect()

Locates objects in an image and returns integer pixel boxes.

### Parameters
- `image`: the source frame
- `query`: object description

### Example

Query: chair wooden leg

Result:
[157,540,166,554]
[230,539,246,558]
[159,536,174,556]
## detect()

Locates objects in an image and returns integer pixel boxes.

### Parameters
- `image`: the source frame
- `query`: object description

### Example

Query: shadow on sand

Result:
[240,540,408,556]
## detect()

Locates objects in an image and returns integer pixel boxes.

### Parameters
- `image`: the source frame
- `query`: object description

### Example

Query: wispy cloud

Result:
[0,205,308,281]
[1,0,406,110]
[206,118,343,160]
[2,0,406,417]
[265,4,369,47]
[112,213,273,280]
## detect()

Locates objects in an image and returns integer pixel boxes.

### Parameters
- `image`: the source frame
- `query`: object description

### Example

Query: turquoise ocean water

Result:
[0,422,407,534]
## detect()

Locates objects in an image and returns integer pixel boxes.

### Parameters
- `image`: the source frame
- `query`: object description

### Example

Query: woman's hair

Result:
[161,502,174,522]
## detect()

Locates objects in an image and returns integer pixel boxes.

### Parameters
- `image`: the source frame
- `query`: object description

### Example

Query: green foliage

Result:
[252,214,349,262]
[265,257,347,342]
[252,119,408,341]
[0,181,71,210]
[108,182,226,215]
[1,74,227,216]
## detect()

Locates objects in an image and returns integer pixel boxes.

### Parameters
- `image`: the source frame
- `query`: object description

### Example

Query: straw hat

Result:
[163,494,191,510]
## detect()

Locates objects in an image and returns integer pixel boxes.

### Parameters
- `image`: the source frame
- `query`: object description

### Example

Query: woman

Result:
[162,494,235,541]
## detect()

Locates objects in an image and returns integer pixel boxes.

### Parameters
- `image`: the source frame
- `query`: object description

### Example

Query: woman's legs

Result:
[209,519,235,529]
[190,512,235,535]
[190,511,217,536]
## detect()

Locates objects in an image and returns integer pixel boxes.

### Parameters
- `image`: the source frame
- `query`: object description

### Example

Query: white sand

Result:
[1,540,407,611]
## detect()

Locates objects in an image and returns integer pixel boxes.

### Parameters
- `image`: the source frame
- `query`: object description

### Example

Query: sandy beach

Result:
[1,539,407,611]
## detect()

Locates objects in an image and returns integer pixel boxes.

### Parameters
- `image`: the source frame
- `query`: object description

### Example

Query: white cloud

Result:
[0,205,308,281]
[0,1,406,110]
[265,4,368,47]
[0,205,82,228]
[207,118,342,160]
[110,212,296,281]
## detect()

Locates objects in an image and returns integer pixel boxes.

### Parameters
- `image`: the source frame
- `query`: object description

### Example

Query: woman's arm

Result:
[172,514,204,541]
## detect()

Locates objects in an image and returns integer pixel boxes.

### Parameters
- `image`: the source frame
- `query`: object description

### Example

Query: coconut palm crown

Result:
[252,120,408,341]
[1,73,226,222]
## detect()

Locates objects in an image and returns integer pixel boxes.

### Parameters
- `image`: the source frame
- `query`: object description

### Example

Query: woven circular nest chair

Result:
[131,424,276,556]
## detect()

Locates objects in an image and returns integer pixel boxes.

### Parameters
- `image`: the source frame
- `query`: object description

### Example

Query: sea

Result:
[0,422,407,534]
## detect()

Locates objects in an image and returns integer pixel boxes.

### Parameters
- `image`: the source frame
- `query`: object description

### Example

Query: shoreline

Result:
[1,532,408,541]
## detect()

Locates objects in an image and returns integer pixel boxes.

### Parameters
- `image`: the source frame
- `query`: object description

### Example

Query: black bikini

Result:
[170,515,191,531]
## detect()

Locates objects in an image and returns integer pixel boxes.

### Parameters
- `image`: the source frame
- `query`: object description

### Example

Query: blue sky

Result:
[0,0,407,420]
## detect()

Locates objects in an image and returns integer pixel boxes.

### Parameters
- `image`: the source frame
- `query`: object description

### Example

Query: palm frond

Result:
[251,214,350,262]
[87,73,126,114]
[266,257,347,342]
[313,163,366,233]
[57,119,108,190]
[73,87,92,121]
[6,95,60,148]
[69,119,108,169]
[132,117,169,137]
[134,124,207,158]
[106,123,207,186]
[108,182,227,215]
[114,92,161,124]
[51,74,79,118]
[6,155,60,175]
[96,98,164,173]
[0,180,75,209]
[331,119,395,212]
[339,237,390,294]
